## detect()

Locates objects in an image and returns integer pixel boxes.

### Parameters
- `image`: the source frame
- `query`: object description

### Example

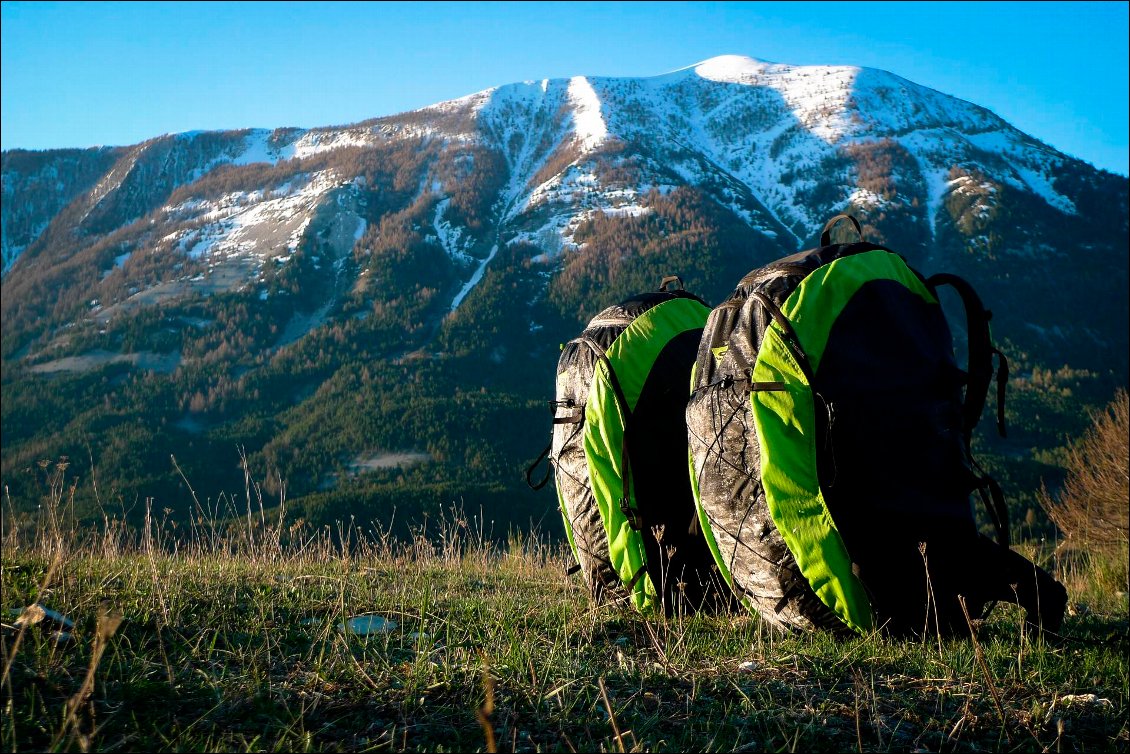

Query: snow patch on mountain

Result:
[567,76,608,151]
[851,68,991,135]
[293,129,379,159]
[695,56,860,144]
[165,170,340,273]
[419,88,495,116]
[689,57,853,136]
[450,243,499,311]
[691,54,771,82]
[516,195,653,265]
[585,57,848,240]
[515,219,580,263]
[81,149,141,223]
[431,197,475,264]
[2,220,48,274]
[235,129,299,165]
[960,131,1076,214]
[1012,164,1075,214]
[526,164,598,210]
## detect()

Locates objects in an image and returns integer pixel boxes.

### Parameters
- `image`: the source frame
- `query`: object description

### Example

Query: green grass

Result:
[1,506,1127,753]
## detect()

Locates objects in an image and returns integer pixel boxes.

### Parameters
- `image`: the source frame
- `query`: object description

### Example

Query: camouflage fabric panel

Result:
[554,337,623,603]
[551,302,639,605]
[689,279,844,633]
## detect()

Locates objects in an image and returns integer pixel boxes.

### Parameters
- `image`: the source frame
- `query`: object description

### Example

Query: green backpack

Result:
[686,215,1067,635]
[528,277,729,614]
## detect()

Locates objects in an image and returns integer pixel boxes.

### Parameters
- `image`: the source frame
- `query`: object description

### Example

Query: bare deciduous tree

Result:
[1041,389,1129,559]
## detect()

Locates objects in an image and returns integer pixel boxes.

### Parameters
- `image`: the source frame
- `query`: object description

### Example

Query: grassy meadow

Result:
[1,485,1126,754]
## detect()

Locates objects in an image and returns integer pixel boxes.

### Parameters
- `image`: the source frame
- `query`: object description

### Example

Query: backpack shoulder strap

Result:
[927,273,1011,549]
[525,442,553,490]
[525,398,584,490]
[926,273,1008,439]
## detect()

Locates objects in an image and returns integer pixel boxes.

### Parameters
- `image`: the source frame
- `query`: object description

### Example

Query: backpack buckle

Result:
[619,496,642,530]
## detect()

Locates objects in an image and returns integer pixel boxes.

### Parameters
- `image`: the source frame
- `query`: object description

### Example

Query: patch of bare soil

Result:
[29,350,181,374]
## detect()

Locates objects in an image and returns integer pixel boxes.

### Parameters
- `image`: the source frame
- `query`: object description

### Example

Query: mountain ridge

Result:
[1,55,1126,535]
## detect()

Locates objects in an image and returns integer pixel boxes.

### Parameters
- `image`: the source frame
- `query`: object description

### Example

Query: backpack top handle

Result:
[820,214,864,246]
[658,275,684,292]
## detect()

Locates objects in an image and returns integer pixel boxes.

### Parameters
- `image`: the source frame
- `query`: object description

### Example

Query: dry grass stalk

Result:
[55,604,123,752]
[598,676,628,754]
[476,654,497,754]
[959,594,1006,723]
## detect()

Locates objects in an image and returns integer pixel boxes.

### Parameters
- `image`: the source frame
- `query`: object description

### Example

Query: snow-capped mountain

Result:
[2,55,1126,527]
[0,57,1102,272]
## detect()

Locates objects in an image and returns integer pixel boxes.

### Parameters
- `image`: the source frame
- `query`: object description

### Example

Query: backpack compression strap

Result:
[524,400,584,491]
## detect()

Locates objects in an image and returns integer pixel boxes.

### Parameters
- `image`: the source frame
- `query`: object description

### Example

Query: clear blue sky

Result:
[2,1,1127,175]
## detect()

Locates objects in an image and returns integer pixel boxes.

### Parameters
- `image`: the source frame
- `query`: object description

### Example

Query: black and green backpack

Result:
[686,215,1067,636]
[528,277,729,614]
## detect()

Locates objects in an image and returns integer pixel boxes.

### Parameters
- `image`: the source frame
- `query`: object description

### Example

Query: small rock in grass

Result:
[13,604,75,632]
[1058,693,1113,711]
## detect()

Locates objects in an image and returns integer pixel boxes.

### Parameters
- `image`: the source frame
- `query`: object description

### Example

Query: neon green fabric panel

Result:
[751,250,934,633]
[604,298,710,410]
[782,250,937,372]
[585,297,710,613]
[555,478,579,563]
[751,330,872,632]
[586,363,654,611]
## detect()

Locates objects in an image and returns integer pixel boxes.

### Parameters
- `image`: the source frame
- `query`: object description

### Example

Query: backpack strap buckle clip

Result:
[619,496,643,530]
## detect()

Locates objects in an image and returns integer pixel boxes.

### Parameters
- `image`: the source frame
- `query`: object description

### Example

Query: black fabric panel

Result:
[815,278,974,531]
[627,327,728,612]
[813,278,982,634]
[630,329,701,528]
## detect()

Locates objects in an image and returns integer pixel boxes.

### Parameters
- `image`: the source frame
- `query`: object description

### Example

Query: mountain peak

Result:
[689,54,773,81]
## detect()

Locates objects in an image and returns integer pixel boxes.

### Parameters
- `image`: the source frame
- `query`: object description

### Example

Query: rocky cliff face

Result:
[2,146,124,273]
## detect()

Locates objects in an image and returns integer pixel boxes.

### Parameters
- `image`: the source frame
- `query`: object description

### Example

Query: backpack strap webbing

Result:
[750,291,817,384]
[525,442,553,490]
[926,273,1008,439]
[974,472,1011,549]
[524,399,584,490]
[820,214,864,246]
